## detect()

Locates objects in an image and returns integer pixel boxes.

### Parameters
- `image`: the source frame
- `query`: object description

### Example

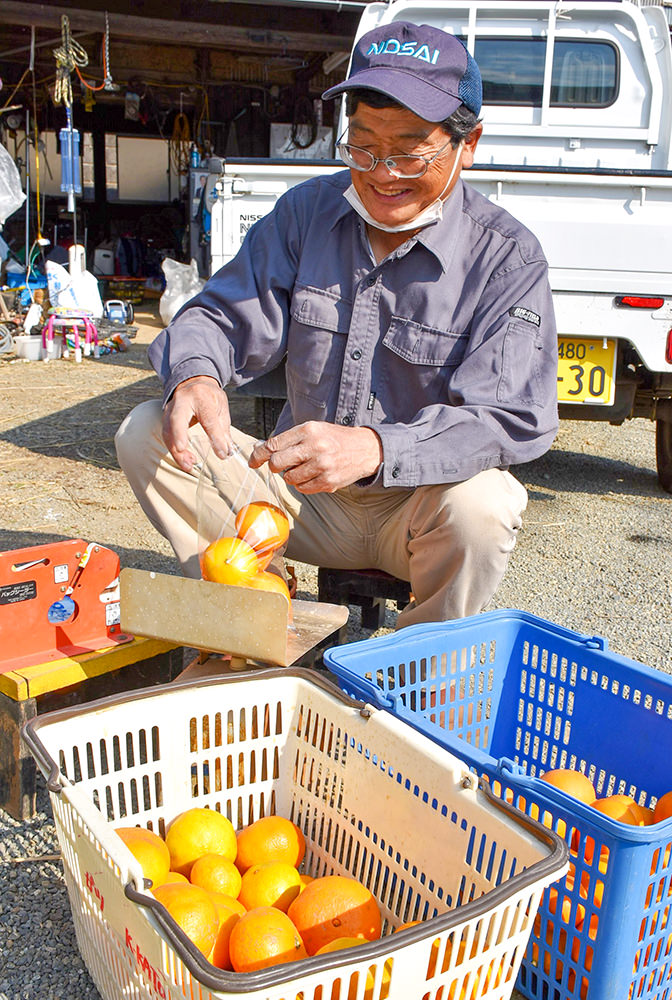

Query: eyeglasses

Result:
[336,131,454,179]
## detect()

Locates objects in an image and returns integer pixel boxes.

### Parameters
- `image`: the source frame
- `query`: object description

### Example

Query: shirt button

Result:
[342,414,353,425]
[351,349,362,360]
[391,466,400,478]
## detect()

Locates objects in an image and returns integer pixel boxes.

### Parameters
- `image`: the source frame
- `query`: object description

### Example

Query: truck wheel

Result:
[254,397,285,439]
[656,419,672,493]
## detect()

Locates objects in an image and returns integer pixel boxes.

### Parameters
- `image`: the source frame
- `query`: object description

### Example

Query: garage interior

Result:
[0,0,365,292]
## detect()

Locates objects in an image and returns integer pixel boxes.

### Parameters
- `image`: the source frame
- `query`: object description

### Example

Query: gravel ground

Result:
[1,304,671,999]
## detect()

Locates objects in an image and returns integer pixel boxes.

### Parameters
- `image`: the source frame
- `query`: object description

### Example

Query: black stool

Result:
[317,567,411,645]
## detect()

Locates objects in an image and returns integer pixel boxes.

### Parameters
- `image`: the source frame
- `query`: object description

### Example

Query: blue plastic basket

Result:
[324,609,672,1000]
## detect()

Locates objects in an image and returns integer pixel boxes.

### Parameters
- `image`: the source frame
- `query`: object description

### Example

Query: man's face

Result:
[346,103,481,229]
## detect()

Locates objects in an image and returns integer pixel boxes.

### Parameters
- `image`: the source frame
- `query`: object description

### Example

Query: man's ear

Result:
[460,123,483,169]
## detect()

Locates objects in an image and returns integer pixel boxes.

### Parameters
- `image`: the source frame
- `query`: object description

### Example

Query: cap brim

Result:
[322,66,462,122]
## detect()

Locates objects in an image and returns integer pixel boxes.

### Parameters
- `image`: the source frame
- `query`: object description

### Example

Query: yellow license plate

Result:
[557,337,616,405]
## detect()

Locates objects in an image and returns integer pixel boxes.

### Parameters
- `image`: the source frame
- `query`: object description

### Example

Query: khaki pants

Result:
[115,399,528,628]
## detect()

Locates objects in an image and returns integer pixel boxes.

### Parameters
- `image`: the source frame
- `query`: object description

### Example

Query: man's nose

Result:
[371,158,398,180]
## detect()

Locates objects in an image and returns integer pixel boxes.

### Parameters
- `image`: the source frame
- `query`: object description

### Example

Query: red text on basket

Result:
[84,871,104,912]
[125,928,166,998]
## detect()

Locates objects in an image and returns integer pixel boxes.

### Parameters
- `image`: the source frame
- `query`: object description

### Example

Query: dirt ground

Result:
[0,300,259,576]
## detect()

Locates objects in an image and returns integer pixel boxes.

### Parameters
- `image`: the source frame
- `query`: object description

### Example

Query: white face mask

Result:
[343,140,464,234]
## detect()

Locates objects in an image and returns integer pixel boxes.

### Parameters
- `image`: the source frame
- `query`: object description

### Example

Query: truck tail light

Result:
[616,295,665,309]
[667,329,672,365]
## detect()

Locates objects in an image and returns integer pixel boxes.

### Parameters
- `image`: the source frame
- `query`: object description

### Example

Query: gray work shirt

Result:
[149,169,558,488]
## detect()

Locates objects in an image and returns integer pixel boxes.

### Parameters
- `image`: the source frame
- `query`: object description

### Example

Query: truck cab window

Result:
[471,38,618,107]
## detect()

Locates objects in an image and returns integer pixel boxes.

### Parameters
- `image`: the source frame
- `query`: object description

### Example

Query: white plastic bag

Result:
[159,257,206,326]
[0,144,25,226]
[46,261,104,318]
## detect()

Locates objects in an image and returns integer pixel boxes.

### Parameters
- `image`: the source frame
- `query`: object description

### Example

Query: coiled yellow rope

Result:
[53,15,89,107]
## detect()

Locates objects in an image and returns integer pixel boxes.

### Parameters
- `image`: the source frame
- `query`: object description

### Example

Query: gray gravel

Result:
[2,414,671,1000]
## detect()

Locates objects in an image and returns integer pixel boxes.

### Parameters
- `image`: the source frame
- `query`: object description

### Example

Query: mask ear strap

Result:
[438,139,464,203]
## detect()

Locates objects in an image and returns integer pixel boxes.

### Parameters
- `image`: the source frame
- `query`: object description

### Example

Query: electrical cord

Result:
[0,325,15,355]
[291,95,318,149]
[170,111,191,177]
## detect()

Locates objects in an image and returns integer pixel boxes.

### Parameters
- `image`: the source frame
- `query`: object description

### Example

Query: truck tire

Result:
[254,396,285,439]
[656,419,672,493]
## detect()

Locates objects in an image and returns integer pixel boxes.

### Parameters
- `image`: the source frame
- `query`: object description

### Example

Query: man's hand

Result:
[249,421,383,493]
[162,375,233,472]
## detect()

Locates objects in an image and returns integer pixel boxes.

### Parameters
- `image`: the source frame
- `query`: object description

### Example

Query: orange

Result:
[116,826,171,889]
[209,898,245,970]
[654,791,672,823]
[238,860,302,912]
[190,853,242,898]
[315,938,391,1000]
[630,802,655,826]
[208,892,246,920]
[201,536,260,585]
[160,871,190,886]
[591,795,641,825]
[165,807,237,877]
[299,873,315,892]
[246,570,293,618]
[153,881,219,956]
[287,875,382,955]
[540,769,596,805]
[228,906,307,972]
[235,501,290,567]
[235,815,306,874]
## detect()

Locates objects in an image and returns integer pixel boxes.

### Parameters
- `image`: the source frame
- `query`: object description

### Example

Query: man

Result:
[116,21,558,627]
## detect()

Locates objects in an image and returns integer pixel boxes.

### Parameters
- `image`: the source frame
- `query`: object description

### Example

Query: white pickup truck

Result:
[209,0,672,491]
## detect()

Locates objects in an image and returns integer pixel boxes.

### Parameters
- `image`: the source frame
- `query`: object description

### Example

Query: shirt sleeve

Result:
[373,256,559,487]
[147,189,303,405]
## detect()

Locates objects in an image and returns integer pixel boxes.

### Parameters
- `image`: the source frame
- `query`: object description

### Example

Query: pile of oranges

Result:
[116,808,383,977]
[527,767,672,998]
[201,501,292,613]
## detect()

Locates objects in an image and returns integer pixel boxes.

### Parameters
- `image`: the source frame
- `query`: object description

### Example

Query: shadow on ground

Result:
[0,528,179,575]
[515,445,664,500]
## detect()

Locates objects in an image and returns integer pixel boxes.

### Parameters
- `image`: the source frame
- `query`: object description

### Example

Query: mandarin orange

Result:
[201,536,260,585]
[287,875,381,955]
[228,906,307,972]
[540,768,596,804]
[235,815,305,874]
[165,807,237,877]
[190,853,242,898]
[116,826,171,888]
[153,881,219,956]
[238,860,302,912]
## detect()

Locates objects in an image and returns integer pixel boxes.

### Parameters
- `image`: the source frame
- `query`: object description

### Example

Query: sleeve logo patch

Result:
[509,306,541,326]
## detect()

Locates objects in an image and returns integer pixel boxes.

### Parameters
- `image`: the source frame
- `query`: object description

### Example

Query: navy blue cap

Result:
[322,21,482,120]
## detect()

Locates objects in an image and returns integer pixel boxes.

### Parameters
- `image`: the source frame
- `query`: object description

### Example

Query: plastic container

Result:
[23,668,567,1000]
[13,334,62,361]
[324,609,672,1000]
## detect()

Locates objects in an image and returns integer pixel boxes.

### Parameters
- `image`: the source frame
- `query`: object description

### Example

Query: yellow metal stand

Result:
[0,637,183,820]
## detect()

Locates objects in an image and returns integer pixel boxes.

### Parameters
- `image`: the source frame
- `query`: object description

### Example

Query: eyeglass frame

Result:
[335,128,456,179]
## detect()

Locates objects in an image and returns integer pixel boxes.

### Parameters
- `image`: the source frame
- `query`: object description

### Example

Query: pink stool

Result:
[42,309,99,362]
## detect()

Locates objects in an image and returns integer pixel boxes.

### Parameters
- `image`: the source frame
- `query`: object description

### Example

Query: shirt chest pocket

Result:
[383,316,468,367]
[288,284,350,387]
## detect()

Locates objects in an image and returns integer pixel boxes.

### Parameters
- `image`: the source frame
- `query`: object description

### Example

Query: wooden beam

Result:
[0,2,354,55]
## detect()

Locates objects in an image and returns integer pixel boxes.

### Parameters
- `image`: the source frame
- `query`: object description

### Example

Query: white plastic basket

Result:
[23,669,568,1000]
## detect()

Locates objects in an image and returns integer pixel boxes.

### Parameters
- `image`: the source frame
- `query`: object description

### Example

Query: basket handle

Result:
[496,756,526,778]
